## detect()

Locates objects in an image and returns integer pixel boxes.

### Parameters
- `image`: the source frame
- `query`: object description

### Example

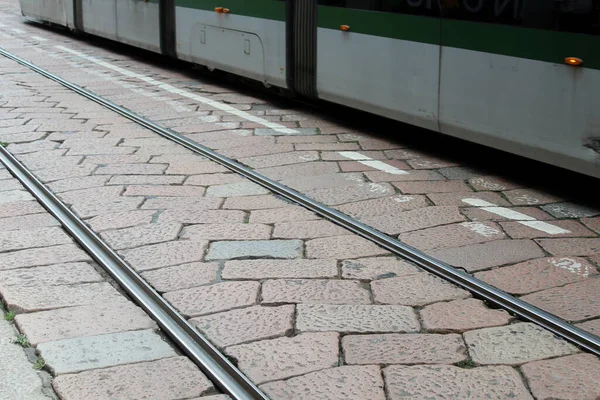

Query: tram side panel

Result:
[115,0,162,53]
[438,3,600,179]
[175,0,288,88]
[80,0,117,40]
[19,0,74,28]
[314,4,441,132]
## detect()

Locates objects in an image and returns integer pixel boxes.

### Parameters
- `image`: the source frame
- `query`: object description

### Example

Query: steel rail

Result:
[1,46,599,358]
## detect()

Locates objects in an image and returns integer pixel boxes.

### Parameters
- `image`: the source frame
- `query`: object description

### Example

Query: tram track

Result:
[0,42,599,368]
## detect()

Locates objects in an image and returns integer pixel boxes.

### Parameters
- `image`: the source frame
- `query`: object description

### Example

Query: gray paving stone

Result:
[0,189,35,204]
[38,329,177,375]
[205,181,269,197]
[0,213,60,232]
[0,319,47,400]
[254,128,318,136]
[0,262,103,289]
[101,222,182,250]
[0,226,72,252]
[119,241,209,272]
[205,240,303,260]
[540,202,600,218]
[464,323,578,365]
[53,357,214,400]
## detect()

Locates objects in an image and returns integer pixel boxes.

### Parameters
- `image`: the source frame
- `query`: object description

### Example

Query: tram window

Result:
[317,0,441,16]
[440,0,600,35]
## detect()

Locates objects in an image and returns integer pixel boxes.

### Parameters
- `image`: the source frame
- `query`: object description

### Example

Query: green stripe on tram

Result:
[174,0,285,21]
[317,6,599,70]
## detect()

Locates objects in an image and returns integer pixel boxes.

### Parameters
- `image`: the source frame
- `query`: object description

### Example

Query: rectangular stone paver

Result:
[205,240,303,260]
[341,257,420,280]
[371,274,470,306]
[15,302,156,345]
[0,226,72,252]
[119,241,208,271]
[260,365,386,400]
[225,332,339,384]
[141,262,219,292]
[0,262,102,289]
[181,223,271,241]
[53,356,215,400]
[0,243,91,270]
[262,279,371,305]
[399,222,506,250]
[101,222,182,250]
[384,365,533,400]
[420,298,513,333]
[0,213,60,231]
[222,259,338,280]
[296,304,420,333]
[37,329,177,374]
[306,235,387,259]
[343,333,466,365]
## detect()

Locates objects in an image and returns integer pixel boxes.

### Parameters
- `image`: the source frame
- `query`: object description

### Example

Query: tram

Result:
[17,0,600,178]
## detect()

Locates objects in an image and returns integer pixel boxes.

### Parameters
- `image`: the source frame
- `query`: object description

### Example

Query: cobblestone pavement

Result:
[0,0,599,398]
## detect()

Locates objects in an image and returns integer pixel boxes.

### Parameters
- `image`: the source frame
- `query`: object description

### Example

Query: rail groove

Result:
[1,46,599,359]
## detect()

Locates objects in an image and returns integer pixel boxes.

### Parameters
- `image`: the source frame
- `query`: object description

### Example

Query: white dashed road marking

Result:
[338,152,409,175]
[462,198,571,235]
[56,46,299,135]
[11,28,25,34]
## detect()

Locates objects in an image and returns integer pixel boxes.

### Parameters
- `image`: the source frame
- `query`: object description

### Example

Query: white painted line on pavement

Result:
[11,28,25,34]
[31,36,47,42]
[55,45,299,135]
[462,198,571,235]
[338,151,409,175]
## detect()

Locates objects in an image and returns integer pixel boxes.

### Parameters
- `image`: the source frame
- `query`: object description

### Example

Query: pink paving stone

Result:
[164,281,259,317]
[341,257,420,279]
[393,180,471,194]
[427,191,511,206]
[280,172,365,192]
[86,210,156,232]
[66,145,137,156]
[427,239,546,272]
[575,318,600,335]
[123,185,206,197]
[359,138,404,150]
[296,304,420,333]
[462,206,553,222]
[520,279,600,321]
[140,261,219,292]
[47,176,110,193]
[249,207,319,224]
[223,195,292,210]
[58,186,124,204]
[158,209,246,224]
[15,302,156,346]
[276,135,338,144]
[95,163,167,175]
[306,235,388,259]
[71,197,145,219]
[0,243,91,271]
[100,222,182,250]
[119,241,209,272]
[239,151,319,169]
[521,354,600,400]
[2,282,125,313]
[468,176,523,191]
[339,161,377,172]
[503,189,563,205]
[260,365,386,400]
[0,200,45,218]
[18,155,83,171]
[371,274,470,306]
[500,220,596,239]
[537,238,600,256]
[222,259,338,280]
[225,332,339,384]
[406,157,459,169]
[321,151,386,161]
[84,154,151,164]
[420,298,513,332]
[399,222,506,250]
[336,195,429,218]
[294,143,360,151]
[52,357,214,400]
[31,163,96,184]
[343,333,466,365]
[384,365,533,400]
[306,182,395,206]
[257,161,339,181]
[200,136,275,150]
[141,197,222,210]
[0,213,59,231]
[361,206,466,235]
[190,305,295,348]
[181,223,271,241]
[582,216,600,234]
[365,170,443,182]
[0,226,72,252]
[0,262,102,289]
[261,279,370,305]
[165,161,229,175]
[272,220,348,239]
[108,175,185,185]
[184,173,245,186]
[463,323,578,365]
[474,257,597,295]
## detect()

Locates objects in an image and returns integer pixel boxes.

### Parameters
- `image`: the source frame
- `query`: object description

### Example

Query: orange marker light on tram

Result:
[223,8,230,13]
[565,57,583,66]
[214,7,223,12]
[340,25,350,31]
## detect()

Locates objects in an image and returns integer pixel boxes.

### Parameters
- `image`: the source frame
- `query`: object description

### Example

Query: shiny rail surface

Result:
[1,46,598,358]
